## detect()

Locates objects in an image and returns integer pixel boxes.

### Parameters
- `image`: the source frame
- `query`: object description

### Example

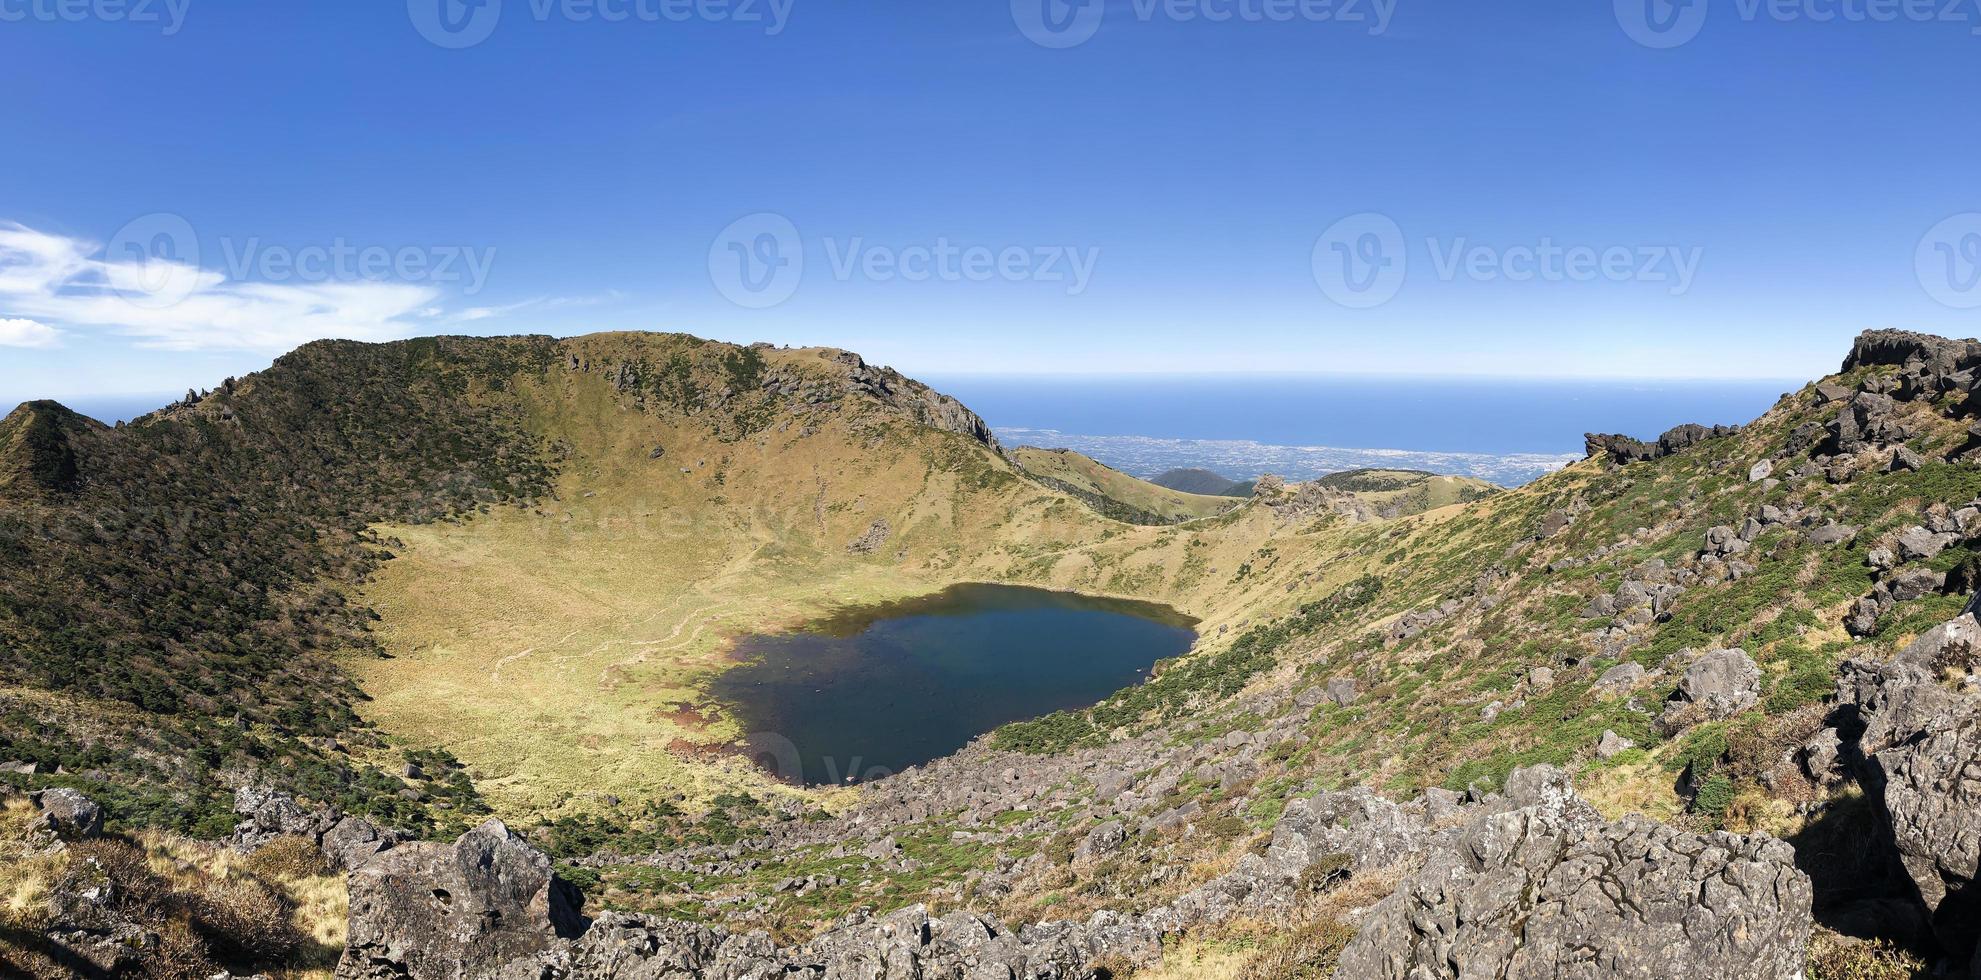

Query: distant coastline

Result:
[999,427,1578,487]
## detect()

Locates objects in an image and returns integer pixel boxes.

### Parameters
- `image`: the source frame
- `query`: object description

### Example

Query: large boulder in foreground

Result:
[340,817,1158,980]
[1334,767,1812,980]
[1835,611,1981,964]
[339,818,585,980]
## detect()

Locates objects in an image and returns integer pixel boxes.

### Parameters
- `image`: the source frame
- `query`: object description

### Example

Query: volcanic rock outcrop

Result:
[340,819,586,980]
[1334,768,1812,980]
[336,768,1815,980]
[1834,608,1981,968]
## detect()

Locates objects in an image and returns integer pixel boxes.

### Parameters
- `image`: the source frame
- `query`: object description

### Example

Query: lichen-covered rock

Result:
[1595,729,1635,759]
[1896,524,1957,562]
[1660,648,1760,730]
[1592,662,1645,695]
[322,814,399,871]
[339,819,586,980]
[1074,820,1125,862]
[234,785,399,870]
[233,785,333,850]
[1334,773,1812,980]
[1325,677,1359,706]
[31,787,103,841]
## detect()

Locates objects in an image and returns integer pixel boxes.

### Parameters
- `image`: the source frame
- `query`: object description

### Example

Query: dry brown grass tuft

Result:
[244,835,333,880]
[0,807,345,980]
[1806,929,1928,980]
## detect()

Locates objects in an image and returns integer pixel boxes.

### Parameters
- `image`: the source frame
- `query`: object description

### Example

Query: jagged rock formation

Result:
[1658,647,1761,730]
[1584,422,1739,464]
[1835,609,1981,968]
[334,767,1816,980]
[831,350,1001,452]
[846,518,892,555]
[233,786,402,871]
[341,819,586,980]
[1335,768,1811,980]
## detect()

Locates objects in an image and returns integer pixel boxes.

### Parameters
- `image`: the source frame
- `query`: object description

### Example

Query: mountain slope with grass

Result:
[506,329,1978,976]
[8,329,1981,978]
[1010,446,1242,524]
[1149,467,1255,497]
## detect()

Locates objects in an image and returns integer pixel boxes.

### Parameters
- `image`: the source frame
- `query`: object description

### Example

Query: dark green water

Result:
[711,583,1197,786]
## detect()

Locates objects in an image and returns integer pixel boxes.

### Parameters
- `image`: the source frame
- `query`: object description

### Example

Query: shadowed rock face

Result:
[339,819,585,980]
[1334,768,1813,980]
[1835,610,1981,965]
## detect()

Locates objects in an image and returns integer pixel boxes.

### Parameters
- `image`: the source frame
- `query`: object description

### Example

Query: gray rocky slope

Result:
[328,764,1814,980]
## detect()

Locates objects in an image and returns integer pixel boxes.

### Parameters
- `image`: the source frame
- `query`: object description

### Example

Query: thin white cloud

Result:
[452,291,624,323]
[0,317,60,348]
[0,222,440,353]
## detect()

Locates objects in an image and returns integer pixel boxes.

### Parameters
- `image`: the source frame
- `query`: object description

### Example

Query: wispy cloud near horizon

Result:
[0,222,443,353]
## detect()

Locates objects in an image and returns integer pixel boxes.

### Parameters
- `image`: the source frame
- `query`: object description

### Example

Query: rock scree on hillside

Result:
[332,767,1813,979]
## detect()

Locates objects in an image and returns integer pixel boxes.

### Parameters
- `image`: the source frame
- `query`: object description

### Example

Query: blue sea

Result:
[24,375,1796,488]
[925,375,1798,486]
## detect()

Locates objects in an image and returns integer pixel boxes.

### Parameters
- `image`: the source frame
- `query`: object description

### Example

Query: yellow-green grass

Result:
[1315,468,1500,518]
[350,339,1492,820]
[1011,446,1241,523]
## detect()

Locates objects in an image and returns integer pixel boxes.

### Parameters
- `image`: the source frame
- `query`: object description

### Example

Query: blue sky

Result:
[2,0,1979,400]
